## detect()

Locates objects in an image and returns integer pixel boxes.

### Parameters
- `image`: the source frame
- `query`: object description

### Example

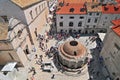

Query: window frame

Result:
[69,22,74,27]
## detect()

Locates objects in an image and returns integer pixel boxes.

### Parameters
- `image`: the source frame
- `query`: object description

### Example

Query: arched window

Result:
[69,22,73,27]
[78,22,82,27]
[30,10,33,19]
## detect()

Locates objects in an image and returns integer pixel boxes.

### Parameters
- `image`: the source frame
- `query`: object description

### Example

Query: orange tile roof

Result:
[112,26,120,36]
[112,19,120,36]
[112,19,120,26]
[56,4,86,15]
[11,0,40,8]
[115,0,120,3]
[102,4,120,14]
[58,0,98,4]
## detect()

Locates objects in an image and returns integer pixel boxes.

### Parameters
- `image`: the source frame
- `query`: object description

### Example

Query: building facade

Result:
[0,0,49,45]
[55,1,120,34]
[100,19,120,80]
[0,18,31,67]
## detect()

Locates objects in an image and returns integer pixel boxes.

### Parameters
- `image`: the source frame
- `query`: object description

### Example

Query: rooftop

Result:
[0,22,8,40]
[112,19,120,36]
[11,0,41,9]
[86,2,102,12]
[58,0,98,4]
[102,4,120,14]
[112,19,120,26]
[60,40,86,57]
[56,4,86,15]
[112,26,120,36]
[115,0,120,3]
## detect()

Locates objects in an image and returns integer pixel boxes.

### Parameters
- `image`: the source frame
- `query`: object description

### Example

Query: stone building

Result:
[100,19,120,80]
[55,0,120,34]
[0,18,31,67]
[57,40,88,73]
[0,0,49,45]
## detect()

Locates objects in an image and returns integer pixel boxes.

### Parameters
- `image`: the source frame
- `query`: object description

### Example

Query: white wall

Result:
[56,14,87,33]
[85,12,101,28]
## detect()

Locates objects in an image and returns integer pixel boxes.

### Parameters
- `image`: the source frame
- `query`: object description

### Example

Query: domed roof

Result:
[61,40,86,57]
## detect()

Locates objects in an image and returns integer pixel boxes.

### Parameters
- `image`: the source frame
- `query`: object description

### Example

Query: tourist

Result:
[35,54,38,59]
[51,74,55,79]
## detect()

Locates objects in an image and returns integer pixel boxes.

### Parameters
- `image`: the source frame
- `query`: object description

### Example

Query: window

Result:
[39,5,41,12]
[69,16,74,19]
[79,16,84,19]
[114,7,119,11]
[104,7,109,11]
[80,8,85,12]
[17,30,22,37]
[60,29,63,32]
[78,30,81,33]
[78,22,82,27]
[96,13,99,16]
[69,22,73,27]
[93,25,96,28]
[89,13,92,16]
[42,4,44,9]
[86,25,89,28]
[44,3,46,7]
[94,18,98,23]
[105,17,107,19]
[69,8,74,12]
[59,22,63,26]
[60,16,63,19]
[30,10,33,19]
[35,7,38,15]
[87,19,91,23]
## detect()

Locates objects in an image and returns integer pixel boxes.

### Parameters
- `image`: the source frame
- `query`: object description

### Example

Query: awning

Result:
[1,62,17,72]
[98,33,106,41]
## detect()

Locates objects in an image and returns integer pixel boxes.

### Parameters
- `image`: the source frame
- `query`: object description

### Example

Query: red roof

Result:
[102,4,120,14]
[112,19,120,36]
[112,26,120,36]
[56,4,86,15]
[112,19,120,26]
[58,0,98,4]
[115,0,120,3]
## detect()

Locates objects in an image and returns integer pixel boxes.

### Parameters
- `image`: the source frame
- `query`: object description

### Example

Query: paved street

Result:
[25,26,106,80]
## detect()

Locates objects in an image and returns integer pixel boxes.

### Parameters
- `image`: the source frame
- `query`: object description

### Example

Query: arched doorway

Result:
[78,30,81,34]
[69,29,72,34]
[92,30,95,34]
[85,30,88,34]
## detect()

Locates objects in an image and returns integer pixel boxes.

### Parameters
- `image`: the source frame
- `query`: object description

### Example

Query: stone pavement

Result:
[16,23,106,80]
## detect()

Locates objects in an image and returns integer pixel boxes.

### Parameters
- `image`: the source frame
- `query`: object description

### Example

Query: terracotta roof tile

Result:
[56,4,86,15]
[112,19,120,26]
[112,19,120,36]
[112,26,120,36]
[58,0,98,4]
[115,0,120,3]
[102,4,120,14]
